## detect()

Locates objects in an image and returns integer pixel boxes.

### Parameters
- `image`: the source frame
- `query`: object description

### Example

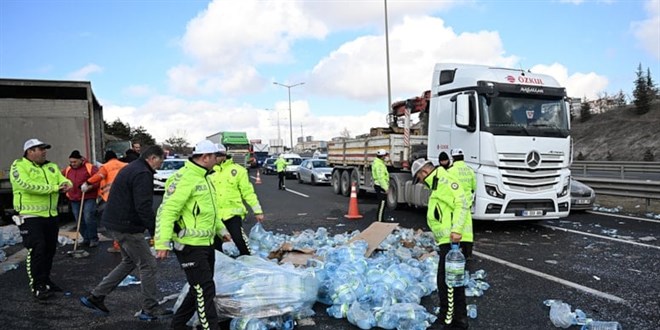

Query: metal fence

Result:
[571,161,660,202]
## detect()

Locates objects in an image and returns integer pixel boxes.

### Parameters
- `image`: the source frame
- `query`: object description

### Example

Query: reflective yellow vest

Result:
[154,160,226,250]
[10,158,72,218]
[423,166,472,244]
[371,157,389,190]
[211,159,262,221]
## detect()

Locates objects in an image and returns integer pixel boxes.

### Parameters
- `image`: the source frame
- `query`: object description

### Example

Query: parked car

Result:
[297,159,333,185]
[262,157,277,175]
[153,158,186,192]
[570,179,596,212]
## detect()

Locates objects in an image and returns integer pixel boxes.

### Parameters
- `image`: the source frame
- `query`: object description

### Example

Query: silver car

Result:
[297,159,333,185]
[570,179,596,212]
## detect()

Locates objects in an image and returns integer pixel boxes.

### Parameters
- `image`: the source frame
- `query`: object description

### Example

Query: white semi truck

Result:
[328,63,572,221]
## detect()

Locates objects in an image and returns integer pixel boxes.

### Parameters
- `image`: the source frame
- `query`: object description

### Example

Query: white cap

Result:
[24,138,51,151]
[376,149,388,156]
[411,158,433,178]
[216,143,227,154]
[192,140,220,155]
[451,148,464,157]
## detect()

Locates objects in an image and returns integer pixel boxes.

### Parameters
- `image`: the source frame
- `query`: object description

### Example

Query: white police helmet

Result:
[450,148,464,157]
[216,143,227,154]
[376,149,388,156]
[411,158,433,178]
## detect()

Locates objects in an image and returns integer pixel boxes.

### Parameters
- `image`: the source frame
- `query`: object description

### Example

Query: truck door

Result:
[452,92,480,165]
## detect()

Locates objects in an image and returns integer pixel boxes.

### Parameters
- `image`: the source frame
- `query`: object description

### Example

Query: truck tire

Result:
[350,170,360,197]
[386,178,398,210]
[332,170,342,195]
[340,171,351,197]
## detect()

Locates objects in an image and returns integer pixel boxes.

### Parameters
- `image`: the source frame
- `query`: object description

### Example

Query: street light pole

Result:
[273,81,304,151]
[265,108,283,153]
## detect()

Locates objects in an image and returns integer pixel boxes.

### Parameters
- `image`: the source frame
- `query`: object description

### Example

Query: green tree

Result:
[105,119,131,140]
[580,98,592,122]
[131,126,156,146]
[614,90,627,106]
[164,133,190,155]
[646,67,658,100]
[632,63,652,115]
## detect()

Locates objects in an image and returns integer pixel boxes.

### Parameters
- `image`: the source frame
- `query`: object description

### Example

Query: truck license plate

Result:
[522,210,543,216]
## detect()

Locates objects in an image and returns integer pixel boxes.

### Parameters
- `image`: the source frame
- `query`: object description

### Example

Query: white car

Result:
[281,153,303,178]
[153,158,185,192]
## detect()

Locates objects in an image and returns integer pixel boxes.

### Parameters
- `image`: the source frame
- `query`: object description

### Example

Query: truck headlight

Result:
[485,184,505,199]
[557,184,569,197]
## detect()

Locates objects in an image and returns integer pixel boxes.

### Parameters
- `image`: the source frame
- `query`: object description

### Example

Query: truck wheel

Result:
[332,171,342,195]
[350,170,360,197]
[340,171,351,197]
[386,178,399,210]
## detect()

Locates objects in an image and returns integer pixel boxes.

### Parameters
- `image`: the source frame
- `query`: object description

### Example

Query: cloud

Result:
[67,64,103,81]
[308,15,518,101]
[531,63,608,99]
[631,0,660,59]
[123,84,156,98]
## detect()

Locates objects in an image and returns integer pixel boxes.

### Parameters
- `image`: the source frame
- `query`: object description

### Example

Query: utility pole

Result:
[273,81,305,151]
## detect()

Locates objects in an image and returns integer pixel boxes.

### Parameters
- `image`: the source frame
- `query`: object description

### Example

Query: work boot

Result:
[89,240,99,248]
[138,307,173,321]
[80,294,109,315]
[33,284,53,300]
[46,280,63,292]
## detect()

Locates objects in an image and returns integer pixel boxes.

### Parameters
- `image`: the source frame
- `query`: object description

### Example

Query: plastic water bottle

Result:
[581,321,622,330]
[445,243,466,287]
[466,304,477,319]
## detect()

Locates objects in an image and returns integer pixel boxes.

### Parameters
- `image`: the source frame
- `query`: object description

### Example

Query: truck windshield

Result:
[479,94,569,138]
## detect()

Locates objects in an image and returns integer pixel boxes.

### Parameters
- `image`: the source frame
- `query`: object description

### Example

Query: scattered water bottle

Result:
[117,274,141,287]
[445,243,466,287]
[581,321,622,330]
[466,304,477,319]
[1,263,19,272]
[546,300,575,328]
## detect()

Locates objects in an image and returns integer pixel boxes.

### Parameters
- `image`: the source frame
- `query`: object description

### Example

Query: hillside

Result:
[571,102,660,161]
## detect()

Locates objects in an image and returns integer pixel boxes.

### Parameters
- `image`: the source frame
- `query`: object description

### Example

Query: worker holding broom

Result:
[9,139,72,300]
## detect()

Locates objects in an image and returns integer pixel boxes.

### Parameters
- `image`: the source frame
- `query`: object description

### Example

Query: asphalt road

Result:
[0,169,658,330]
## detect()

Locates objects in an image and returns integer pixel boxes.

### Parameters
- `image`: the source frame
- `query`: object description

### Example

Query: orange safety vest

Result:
[87,159,127,201]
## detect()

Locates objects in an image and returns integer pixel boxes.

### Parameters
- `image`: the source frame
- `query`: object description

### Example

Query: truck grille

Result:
[498,152,563,192]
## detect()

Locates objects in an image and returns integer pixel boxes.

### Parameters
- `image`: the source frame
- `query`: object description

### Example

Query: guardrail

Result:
[571,161,660,179]
[573,176,660,204]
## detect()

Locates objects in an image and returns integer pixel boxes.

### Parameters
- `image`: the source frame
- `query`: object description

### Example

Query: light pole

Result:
[265,108,285,153]
[273,81,304,151]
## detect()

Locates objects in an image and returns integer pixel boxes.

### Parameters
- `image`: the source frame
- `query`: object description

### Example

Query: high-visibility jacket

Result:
[371,157,389,190]
[211,159,263,221]
[10,157,72,218]
[154,160,226,250]
[423,166,472,245]
[87,158,127,202]
[63,161,98,201]
[274,158,287,172]
[447,160,477,207]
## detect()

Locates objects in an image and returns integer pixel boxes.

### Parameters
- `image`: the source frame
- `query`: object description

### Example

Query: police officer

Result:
[274,154,287,190]
[438,151,451,170]
[448,148,476,217]
[211,144,264,256]
[10,138,72,300]
[411,158,471,330]
[372,149,390,222]
[155,140,229,330]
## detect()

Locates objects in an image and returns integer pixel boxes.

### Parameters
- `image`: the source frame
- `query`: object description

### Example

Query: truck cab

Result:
[424,63,571,220]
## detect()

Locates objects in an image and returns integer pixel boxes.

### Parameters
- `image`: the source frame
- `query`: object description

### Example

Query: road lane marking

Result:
[473,251,627,304]
[587,210,660,224]
[541,224,660,250]
[285,188,309,198]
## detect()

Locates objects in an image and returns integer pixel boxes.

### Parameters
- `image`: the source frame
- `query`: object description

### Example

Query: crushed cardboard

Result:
[348,222,399,257]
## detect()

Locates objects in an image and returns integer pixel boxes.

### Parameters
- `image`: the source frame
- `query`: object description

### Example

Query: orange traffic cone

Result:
[345,182,363,219]
[255,170,262,184]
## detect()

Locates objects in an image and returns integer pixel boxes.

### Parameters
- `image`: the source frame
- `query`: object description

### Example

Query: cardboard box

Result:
[348,222,399,257]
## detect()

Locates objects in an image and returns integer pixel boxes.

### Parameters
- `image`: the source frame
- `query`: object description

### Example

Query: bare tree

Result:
[340,128,351,139]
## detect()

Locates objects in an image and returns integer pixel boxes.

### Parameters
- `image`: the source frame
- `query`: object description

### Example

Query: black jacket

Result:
[102,158,156,235]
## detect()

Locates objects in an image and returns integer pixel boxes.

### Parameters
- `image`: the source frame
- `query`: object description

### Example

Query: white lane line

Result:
[540,224,660,250]
[587,210,660,224]
[285,188,309,198]
[473,250,627,304]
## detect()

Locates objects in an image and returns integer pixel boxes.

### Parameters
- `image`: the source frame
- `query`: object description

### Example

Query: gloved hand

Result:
[80,182,91,193]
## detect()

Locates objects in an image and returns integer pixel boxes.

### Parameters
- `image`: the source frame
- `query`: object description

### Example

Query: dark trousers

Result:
[437,242,473,329]
[214,216,251,256]
[19,216,59,291]
[172,246,219,330]
[277,172,285,190]
[375,186,387,222]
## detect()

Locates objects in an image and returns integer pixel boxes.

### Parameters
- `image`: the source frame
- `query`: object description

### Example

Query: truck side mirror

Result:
[455,93,470,127]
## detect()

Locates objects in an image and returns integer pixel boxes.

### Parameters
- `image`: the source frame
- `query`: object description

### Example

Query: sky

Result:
[1,0,659,149]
